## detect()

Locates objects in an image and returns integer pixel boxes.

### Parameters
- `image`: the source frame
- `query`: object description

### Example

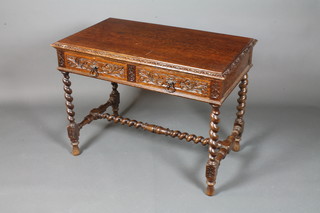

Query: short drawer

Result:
[57,50,223,104]
[64,52,126,80]
[136,66,212,98]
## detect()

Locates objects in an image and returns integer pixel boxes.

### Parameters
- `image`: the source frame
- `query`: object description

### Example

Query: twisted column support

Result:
[86,113,212,146]
[205,104,220,196]
[232,74,248,152]
[62,72,80,156]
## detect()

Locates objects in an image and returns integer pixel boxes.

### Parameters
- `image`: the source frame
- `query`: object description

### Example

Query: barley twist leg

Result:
[232,74,248,152]
[205,105,220,196]
[62,72,80,156]
[110,82,120,116]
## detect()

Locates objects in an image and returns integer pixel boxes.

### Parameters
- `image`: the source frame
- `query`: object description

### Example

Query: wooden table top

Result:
[53,18,255,78]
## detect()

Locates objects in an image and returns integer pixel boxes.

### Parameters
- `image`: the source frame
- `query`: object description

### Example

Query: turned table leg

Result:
[62,72,80,156]
[205,104,220,196]
[232,74,248,152]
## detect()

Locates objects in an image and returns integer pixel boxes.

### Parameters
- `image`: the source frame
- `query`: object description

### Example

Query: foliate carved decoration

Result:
[205,163,216,179]
[67,123,79,144]
[210,81,220,99]
[110,82,120,116]
[138,69,209,96]
[66,55,125,78]
[127,64,136,82]
[57,50,65,67]
[53,40,256,79]
[52,42,224,79]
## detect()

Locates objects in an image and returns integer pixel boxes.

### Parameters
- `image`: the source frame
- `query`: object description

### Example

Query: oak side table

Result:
[51,18,257,196]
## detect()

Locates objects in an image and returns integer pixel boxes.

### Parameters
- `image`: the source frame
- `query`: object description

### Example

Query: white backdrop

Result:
[1,0,319,107]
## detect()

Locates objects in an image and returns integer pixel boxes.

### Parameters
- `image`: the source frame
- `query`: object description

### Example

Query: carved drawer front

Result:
[136,66,211,97]
[64,52,126,80]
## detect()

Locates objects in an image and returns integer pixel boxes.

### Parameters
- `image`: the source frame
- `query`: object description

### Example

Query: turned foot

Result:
[72,145,80,156]
[205,161,218,196]
[232,139,241,152]
[205,185,215,196]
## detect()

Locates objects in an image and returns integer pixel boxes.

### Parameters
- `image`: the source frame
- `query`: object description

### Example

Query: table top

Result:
[52,18,256,78]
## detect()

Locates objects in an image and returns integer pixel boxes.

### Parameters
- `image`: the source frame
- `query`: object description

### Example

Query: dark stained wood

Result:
[52,18,257,196]
[62,72,80,156]
[206,105,220,196]
[83,111,212,146]
[232,74,249,152]
[52,18,256,105]
[55,18,253,73]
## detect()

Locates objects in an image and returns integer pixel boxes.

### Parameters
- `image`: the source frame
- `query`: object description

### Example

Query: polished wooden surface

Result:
[52,18,257,196]
[56,18,253,73]
[52,18,256,105]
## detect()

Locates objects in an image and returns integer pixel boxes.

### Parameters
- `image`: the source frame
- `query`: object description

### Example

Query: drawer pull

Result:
[90,66,99,77]
[165,80,176,93]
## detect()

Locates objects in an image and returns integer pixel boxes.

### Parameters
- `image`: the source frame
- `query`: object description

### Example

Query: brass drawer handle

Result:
[165,80,176,93]
[90,66,99,77]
